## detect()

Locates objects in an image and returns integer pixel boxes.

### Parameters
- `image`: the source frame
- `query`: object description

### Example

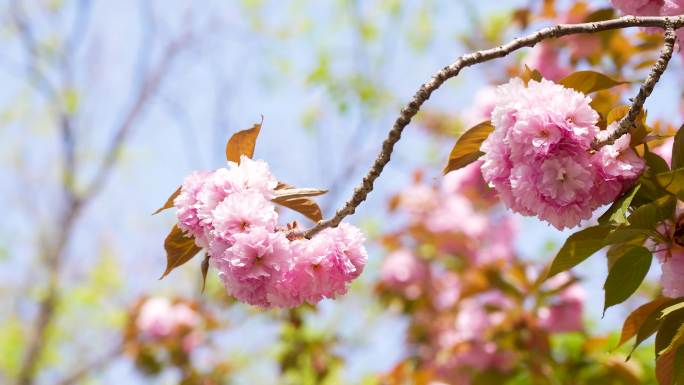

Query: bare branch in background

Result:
[11,4,194,384]
[302,15,684,238]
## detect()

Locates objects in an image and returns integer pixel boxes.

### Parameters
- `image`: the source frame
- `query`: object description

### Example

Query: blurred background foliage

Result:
[1,0,683,384]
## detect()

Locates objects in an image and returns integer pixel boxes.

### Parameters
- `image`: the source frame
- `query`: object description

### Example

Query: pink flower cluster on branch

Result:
[480,78,645,229]
[174,156,367,308]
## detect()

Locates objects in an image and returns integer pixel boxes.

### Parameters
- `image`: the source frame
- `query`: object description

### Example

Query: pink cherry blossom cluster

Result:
[173,156,367,308]
[394,162,516,265]
[536,272,585,333]
[436,291,517,375]
[137,297,200,339]
[135,297,203,352]
[480,78,645,229]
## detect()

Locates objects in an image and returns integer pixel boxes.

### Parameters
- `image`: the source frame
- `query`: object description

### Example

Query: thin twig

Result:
[82,31,192,200]
[302,15,684,238]
[593,25,677,148]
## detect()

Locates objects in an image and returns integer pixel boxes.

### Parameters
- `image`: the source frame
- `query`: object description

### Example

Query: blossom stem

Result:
[593,25,677,149]
[302,15,684,239]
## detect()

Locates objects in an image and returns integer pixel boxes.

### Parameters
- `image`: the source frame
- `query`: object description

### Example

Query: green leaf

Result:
[657,309,684,356]
[547,225,612,277]
[226,118,263,163]
[628,195,676,230]
[603,196,674,244]
[646,145,671,175]
[656,169,684,201]
[634,173,669,206]
[603,228,650,245]
[443,121,494,173]
[558,71,627,95]
[618,297,672,348]
[603,246,652,312]
[598,184,640,225]
[160,225,202,279]
[661,301,684,319]
[152,186,181,215]
[672,124,684,171]
[660,323,684,356]
[607,242,641,269]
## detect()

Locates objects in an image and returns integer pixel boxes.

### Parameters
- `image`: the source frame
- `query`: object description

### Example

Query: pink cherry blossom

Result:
[661,250,684,298]
[136,297,176,339]
[380,249,428,299]
[480,78,643,229]
[611,0,665,15]
[324,222,368,279]
[229,155,279,198]
[596,132,645,181]
[211,190,278,241]
[212,228,292,307]
[538,284,585,333]
[173,303,201,329]
[398,184,438,216]
[524,43,570,81]
[453,291,512,342]
[194,167,241,227]
[136,298,202,341]
[450,342,516,372]
[174,171,211,246]
[474,216,516,265]
[195,157,277,226]
[425,195,488,237]
[430,270,461,310]
[282,225,367,305]
[653,137,674,166]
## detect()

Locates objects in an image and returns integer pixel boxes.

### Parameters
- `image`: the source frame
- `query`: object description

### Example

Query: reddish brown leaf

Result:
[201,253,210,293]
[618,297,671,348]
[521,65,543,85]
[657,349,676,385]
[152,186,181,215]
[272,182,325,222]
[559,71,627,95]
[443,121,494,174]
[225,118,263,163]
[160,225,201,279]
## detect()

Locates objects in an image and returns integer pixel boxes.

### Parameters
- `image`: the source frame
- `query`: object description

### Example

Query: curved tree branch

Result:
[593,25,677,148]
[302,15,684,239]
